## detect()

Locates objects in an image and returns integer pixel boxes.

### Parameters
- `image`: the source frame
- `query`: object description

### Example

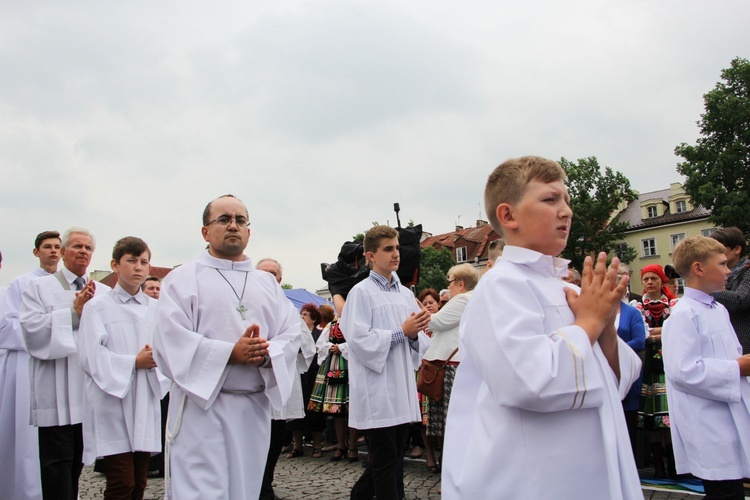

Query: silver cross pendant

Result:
[237,302,248,320]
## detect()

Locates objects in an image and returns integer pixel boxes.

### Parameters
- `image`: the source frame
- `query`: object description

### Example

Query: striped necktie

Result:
[73,277,86,290]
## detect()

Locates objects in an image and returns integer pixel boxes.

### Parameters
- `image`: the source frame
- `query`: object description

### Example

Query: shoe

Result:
[330,448,346,462]
[280,444,293,454]
[409,446,423,459]
[348,448,359,462]
[426,464,440,473]
[312,448,322,458]
[284,448,303,459]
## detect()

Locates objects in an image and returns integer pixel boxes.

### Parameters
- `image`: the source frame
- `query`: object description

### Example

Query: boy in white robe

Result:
[77,237,169,499]
[0,230,60,500]
[442,156,642,499]
[153,194,301,500]
[663,236,750,499]
[21,227,108,500]
[342,225,432,500]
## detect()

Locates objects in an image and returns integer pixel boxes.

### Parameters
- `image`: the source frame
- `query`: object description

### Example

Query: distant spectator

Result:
[141,276,161,300]
[439,289,450,308]
[710,227,750,354]
[485,239,505,270]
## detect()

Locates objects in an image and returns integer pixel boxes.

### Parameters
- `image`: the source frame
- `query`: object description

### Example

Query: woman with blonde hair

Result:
[422,263,478,472]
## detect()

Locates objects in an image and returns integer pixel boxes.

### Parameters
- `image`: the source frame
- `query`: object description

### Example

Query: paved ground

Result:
[78,446,706,499]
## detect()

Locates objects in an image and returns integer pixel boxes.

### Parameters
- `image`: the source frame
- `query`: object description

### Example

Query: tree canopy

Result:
[676,57,750,234]
[560,157,637,270]
[417,246,454,294]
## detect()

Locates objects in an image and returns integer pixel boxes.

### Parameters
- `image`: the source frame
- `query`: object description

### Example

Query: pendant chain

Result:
[215,269,250,319]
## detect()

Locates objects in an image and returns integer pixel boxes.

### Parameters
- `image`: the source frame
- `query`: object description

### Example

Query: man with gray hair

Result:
[20,227,109,500]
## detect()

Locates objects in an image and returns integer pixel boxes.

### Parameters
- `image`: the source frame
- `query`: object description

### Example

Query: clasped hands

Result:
[402,308,431,339]
[566,252,629,345]
[73,281,97,316]
[229,324,270,366]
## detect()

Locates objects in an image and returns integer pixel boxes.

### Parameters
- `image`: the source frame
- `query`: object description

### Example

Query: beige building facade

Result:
[615,182,715,296]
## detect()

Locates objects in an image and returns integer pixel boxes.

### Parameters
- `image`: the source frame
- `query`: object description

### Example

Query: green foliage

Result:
[417,246,454,294]
[281,283,293,290]
[352,233,364,242]
[614,243,638,265]
[675,57,750,234]
[560,157,637,270]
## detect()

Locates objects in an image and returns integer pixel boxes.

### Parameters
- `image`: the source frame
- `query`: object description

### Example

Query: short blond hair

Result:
[672,235,726,278]
[364,225,398,254]
[484,156,566,235]
[448,263,479,291]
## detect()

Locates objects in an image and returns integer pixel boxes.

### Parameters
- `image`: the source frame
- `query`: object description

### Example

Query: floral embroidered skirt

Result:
[638,343,670,429]
[308,352,348,415]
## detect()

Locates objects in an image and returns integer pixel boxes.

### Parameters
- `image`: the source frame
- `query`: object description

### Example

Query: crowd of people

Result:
[1,156,750,500]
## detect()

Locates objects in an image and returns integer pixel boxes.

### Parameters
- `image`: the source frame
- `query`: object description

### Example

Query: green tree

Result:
[281,283,293,290]
[560,157,637,270]
[675,57,750,234]
[417,246,454,294]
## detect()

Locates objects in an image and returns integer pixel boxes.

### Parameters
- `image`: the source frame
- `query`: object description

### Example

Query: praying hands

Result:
[229,323,270,366]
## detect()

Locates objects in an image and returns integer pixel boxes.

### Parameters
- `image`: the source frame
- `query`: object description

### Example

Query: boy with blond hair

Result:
[442,156,642,499]
[663,236,750,499]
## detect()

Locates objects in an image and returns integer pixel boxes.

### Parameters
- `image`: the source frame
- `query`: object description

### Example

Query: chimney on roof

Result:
[455,225,464,231]
[476,219,487,227]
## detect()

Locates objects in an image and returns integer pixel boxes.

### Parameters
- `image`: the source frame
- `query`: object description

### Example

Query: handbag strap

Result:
[444,348,459,365]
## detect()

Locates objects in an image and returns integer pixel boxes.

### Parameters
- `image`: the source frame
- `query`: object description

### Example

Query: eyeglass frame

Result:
[205,215,251,228]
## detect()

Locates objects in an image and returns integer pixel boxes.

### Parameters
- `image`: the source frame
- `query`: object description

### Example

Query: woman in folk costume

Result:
[308,298,359,462]
[632,263,678,477]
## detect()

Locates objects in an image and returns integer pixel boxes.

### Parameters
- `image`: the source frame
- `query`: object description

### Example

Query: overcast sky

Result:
[1,1,748,290]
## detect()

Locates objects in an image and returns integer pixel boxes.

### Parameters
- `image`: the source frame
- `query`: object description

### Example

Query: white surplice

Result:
[0,268,49,500]
[20,269,110,427]
[153,251,301,500]
[77,284,169,465]
[272,313,315,420]
[341,273,428,430]
[663,287,750,480]
[442,246,642,500]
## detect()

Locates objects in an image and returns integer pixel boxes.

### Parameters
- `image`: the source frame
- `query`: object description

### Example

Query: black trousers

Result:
[259,419,287,500]
[350,423,410,500]
[38,424,83,500]
[702,479,745,500]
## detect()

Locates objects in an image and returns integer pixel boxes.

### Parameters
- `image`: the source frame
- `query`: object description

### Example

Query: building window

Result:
[701,228,717,237]
[670,233,686,251]
[647,206,658,218]
[675,200,687,213]
[642,238,657,257]
[456,246,467,262]
[615,242,628,258]
[676,278,685,295]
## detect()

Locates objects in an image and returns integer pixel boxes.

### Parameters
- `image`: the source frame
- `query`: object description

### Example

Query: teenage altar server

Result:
[21,228,110,500]
[0,231,61,500]
[153,195,301,500]
[77,237,169,499]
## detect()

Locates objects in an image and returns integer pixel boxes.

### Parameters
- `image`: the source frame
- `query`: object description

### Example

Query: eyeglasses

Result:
[205,215,251,227]
[447,279,457,285]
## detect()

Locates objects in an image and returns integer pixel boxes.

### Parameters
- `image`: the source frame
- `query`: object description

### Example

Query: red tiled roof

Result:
[421,225,501,262]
